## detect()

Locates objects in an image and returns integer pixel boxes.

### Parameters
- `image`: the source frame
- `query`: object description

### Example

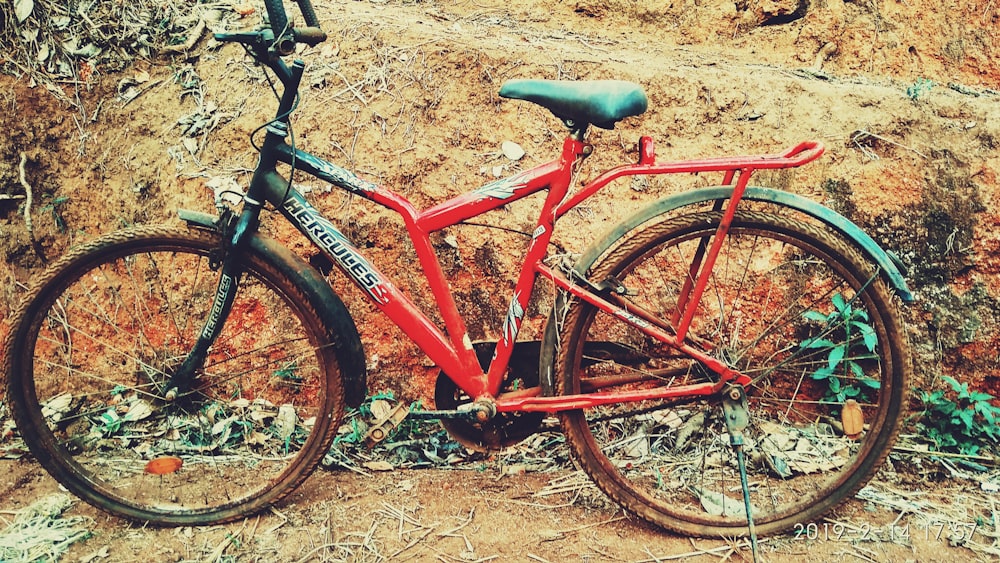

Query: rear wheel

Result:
[4,226,345,525]
[554,210,909,536]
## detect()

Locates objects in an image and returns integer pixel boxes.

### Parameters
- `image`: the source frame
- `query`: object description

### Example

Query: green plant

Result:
[906,78,934,101]
[917,376,1000,456]
[801,293,881,404]
[41,195,70,232]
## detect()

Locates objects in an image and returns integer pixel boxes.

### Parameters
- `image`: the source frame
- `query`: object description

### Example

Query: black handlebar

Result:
[263,0,290,35]
[295,0,321,28]
[259,0,326,54]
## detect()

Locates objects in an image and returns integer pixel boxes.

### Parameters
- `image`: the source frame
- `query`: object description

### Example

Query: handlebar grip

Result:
[295,0,321,28]
[293,27,327,46]
[263,0,290,34]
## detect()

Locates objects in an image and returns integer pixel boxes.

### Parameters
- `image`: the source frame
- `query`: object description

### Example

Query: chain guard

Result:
[435,341,545,451]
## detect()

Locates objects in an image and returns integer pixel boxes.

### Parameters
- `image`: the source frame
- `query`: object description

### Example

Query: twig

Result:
[631,543,736,562]
[17,151,46,261]
[263,507,288,535]
[203,521,245,563]
[294,542,340,563]
[812,42,838,71]
[389,526,436,559]
[18,152,33,237]
[160,18,208,55]
[851,130,929,160]
[892,444,998,465]
[330,70,370,105]
[436,508,475,537]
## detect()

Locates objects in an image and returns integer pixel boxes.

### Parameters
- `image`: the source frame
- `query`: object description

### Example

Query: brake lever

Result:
[214,30,271,46]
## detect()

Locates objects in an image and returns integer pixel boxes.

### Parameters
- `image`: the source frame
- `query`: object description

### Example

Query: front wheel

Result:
[4,225,346,525]
[553,210,910,537]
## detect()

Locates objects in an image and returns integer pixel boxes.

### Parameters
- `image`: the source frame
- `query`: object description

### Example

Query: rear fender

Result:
[579,186,912,302]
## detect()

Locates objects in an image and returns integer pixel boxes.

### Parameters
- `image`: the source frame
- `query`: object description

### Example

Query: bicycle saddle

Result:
[499,79,648,130]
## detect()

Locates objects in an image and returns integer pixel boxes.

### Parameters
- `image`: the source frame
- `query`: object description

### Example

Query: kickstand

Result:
[721,385,760,563]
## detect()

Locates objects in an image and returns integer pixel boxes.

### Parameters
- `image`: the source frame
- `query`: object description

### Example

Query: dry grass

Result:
[1,0,228,104]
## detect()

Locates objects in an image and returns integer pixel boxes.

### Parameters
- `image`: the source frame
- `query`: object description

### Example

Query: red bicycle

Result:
[3,0,912,540]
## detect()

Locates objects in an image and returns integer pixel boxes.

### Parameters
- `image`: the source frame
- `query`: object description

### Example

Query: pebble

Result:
[501,140,525,161]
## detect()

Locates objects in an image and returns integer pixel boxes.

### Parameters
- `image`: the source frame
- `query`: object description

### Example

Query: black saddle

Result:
[499,79,648,130]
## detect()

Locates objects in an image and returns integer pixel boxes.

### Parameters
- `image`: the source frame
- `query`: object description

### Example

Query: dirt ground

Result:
[0,453,997,562]
[2,0,1000,561]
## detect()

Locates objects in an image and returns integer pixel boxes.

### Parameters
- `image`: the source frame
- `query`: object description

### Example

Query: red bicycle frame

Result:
[261,131,824,413]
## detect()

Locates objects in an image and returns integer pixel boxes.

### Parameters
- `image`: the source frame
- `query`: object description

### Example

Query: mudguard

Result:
[179,209,367,407]
[580,186,913,302]
[539,186,913,396]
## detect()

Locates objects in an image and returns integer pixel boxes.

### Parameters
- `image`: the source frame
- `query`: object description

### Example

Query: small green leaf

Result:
[827,345,846,371]
[832,293,847,313]
[860,377,881,389]
[803,311,830,323]
[828,376,841,393]
[942,376,964,393]
[803,338,837,350]
[958,409,975,430]
[851,321,877,352]
[969,391,993,403]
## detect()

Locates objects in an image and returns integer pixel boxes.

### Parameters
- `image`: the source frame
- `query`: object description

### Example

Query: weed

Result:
[41,195,70,232]
[906,78,934,101]
[801,293,881,405]
[917,376,1000,456]
[273,361,303,385]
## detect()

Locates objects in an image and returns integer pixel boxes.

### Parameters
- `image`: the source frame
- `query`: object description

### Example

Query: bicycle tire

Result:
[553,210,910,537]
[4,225,346,525]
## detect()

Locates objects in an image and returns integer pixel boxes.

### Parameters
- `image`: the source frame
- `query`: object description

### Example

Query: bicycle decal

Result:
[295,150,378,193]
[202,272,234,338]
[283,197,390,304]
[501,291,525,347]
[473,171,531,201]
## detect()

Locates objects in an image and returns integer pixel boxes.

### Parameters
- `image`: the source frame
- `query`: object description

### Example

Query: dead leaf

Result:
[275,404,297,439]
[145,456,183,475]
[15,0,33,23]
[692,486,749,519]
[363,460,394,471]
[234,3,256,17]
[370,399,393,420]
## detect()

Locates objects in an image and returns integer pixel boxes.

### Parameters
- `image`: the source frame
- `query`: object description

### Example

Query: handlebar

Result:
[220,0,325,56]
[266,0,326,53]
[295,0,322,28]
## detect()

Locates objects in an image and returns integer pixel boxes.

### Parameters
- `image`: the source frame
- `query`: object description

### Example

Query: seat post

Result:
[565,120,589,141]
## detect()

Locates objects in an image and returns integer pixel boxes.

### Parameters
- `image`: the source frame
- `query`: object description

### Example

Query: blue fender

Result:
[178,209,368,407]
[577,186,913,302]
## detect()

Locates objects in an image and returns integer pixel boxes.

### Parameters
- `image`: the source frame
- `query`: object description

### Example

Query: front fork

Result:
[163,203,261,401]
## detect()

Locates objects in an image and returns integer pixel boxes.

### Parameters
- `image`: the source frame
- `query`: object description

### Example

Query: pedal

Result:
[364,401,481,446]
[364,402,409,445]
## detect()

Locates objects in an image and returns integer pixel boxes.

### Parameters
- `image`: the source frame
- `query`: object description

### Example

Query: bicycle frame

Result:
[246,130,823,413]
[207,58,824,415]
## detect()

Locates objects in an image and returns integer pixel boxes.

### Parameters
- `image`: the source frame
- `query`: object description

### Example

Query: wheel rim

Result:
[558,212,905,535]
[12,231,337,523]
